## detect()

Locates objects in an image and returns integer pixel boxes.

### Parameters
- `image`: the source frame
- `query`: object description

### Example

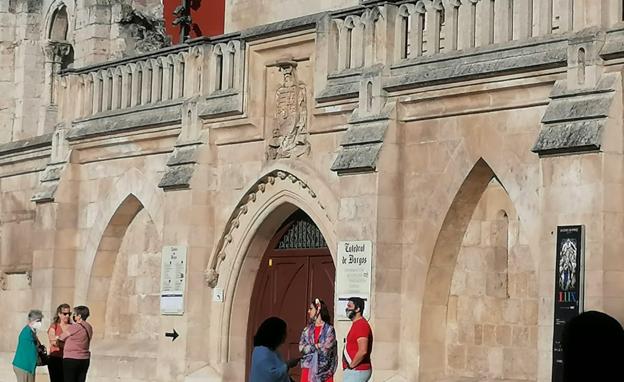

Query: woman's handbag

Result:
[36,343,48,366]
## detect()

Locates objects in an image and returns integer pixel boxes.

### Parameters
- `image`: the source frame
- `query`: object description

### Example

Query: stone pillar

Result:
[535,0,553,36]
[12,0,44,140]
[513,0,533,40]
[476,0,495,46]
[40,42,73,134]
[493,0,514,43]
[351,16,365,68]
[443,0,460,51]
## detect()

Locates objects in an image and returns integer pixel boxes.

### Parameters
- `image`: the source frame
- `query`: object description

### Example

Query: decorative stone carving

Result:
[204,170,325,287]
[266,61,310,160]
[43,41,73,64]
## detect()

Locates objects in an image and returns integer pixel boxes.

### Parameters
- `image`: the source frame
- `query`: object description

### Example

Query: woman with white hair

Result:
[12,309,44,382]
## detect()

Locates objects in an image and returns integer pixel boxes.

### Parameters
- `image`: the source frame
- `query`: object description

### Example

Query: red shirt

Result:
[301,326,334,382]
[343,318,373,370]
[48,323,64,357]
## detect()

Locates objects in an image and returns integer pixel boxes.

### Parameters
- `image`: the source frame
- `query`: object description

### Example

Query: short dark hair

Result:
[349,297,365,314]
[312,299,332,325]
[253,317,287,350]
[74,305,90,320]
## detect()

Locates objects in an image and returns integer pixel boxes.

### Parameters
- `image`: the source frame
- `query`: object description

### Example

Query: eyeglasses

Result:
[60,312,70,316]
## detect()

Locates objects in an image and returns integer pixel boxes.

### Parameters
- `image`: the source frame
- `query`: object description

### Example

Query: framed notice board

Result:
[551,225,584,382]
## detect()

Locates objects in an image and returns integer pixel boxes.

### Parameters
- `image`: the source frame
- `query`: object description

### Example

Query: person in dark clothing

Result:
[561,310,624,382]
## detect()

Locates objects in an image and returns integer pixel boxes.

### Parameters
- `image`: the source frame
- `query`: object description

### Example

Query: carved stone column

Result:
[40,41,73,134]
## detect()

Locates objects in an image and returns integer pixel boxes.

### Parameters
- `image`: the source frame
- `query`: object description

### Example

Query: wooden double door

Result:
[248,212,335,381]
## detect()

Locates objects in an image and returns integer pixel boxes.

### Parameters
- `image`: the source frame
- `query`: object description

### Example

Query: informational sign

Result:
[552,226,584,382]
[160,246,187,315]
[335,241,373,321]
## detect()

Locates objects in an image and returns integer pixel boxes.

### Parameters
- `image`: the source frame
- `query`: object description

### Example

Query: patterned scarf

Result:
[299,323,337,382]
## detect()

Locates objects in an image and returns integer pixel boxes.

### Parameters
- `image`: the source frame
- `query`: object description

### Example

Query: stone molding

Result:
[532,30,618,157]
[67,101,183,141]
[204,170,325,287]
[0,134,53,157]
[531,74,618,156]
[332,67,392,174]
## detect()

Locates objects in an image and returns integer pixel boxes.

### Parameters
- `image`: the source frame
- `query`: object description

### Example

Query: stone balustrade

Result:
[57,0,624,124]
[58,37,245,122]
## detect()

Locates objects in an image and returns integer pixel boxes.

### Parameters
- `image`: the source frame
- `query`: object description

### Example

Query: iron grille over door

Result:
[275,212,327,249]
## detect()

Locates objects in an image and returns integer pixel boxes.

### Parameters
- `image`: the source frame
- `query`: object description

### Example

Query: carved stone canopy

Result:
[204,170,326,288]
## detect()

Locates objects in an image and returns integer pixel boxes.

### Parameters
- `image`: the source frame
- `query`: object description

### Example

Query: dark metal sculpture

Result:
[172,0,192,43]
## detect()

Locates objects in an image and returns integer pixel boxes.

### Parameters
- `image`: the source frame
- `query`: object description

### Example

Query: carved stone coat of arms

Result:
[266,61,310,160]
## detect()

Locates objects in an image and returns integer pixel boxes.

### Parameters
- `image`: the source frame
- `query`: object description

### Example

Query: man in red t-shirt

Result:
[342,297,373,382]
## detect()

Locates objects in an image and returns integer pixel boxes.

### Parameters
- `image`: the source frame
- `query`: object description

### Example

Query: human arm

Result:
[58,324,74,342]
[47,326,58,347]
[299,326,316,356]
[317,326,337,353]
[347,337,369,369]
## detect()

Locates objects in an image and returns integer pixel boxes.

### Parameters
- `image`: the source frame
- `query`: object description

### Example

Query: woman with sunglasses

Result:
[47,304,71,382]
[298,298,337,382]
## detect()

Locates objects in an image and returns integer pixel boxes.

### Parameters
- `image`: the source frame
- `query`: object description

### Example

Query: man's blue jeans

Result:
[343,369,372,382]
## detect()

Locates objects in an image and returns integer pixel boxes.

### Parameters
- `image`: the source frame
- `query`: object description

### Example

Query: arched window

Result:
[49,5,69,41]
[577,47,586,85]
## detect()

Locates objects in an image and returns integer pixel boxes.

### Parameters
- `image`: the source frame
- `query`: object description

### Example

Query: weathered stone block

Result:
[331,142,382,173]
[158,164,195,189]
[531,119,603,155]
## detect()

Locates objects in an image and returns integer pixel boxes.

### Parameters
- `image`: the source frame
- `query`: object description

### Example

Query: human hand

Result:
[286,357,301,369]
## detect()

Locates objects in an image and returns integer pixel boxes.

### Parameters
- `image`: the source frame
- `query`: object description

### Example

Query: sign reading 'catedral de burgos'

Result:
[552,226,584,382]
[336,241,373,321]
[160,246,187,315]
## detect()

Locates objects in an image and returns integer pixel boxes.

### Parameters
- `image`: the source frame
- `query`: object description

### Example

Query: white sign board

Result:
[335,241,372,321]
[160,246,187,315]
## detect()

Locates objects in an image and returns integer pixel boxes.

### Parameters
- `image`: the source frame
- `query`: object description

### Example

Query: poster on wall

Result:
[551,225,584,382]
[160,246,187,315]
[335,241,373,321]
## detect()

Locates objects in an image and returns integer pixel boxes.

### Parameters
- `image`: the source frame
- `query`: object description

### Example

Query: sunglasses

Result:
[60,312,71,316]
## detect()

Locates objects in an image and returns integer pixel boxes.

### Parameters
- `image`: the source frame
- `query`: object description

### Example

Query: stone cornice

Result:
[0,133,53,157]
[67,101,183,141]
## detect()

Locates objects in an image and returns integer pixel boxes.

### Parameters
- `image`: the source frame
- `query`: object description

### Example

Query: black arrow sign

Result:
[165,329,179,341]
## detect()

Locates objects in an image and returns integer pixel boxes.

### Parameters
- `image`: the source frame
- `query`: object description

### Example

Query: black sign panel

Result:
[552,225,584,382]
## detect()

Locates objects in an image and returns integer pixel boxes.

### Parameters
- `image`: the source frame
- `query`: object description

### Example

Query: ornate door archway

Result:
[247,210,335,380]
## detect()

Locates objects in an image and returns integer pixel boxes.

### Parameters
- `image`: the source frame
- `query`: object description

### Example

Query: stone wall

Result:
[224,0,358,32]
[446,180,538,381]
[2,2,624,382]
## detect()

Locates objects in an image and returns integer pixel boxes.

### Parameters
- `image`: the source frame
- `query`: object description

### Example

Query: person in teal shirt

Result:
[249,317,300,382]
[12,310,44,382]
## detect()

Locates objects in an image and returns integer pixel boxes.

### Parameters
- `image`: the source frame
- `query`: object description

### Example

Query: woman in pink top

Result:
[58,306,93,382]
[47,303,71,382]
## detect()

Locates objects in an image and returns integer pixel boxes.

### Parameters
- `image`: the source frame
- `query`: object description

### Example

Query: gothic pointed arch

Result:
[418,158,537,381]
[202,167,337,380]
[75,168,165,306]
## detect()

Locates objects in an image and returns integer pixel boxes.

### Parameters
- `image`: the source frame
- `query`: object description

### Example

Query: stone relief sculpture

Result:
[266,61,310,160]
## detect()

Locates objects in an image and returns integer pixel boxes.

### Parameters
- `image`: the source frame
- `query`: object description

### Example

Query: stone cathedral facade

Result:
[1,0,624,381]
